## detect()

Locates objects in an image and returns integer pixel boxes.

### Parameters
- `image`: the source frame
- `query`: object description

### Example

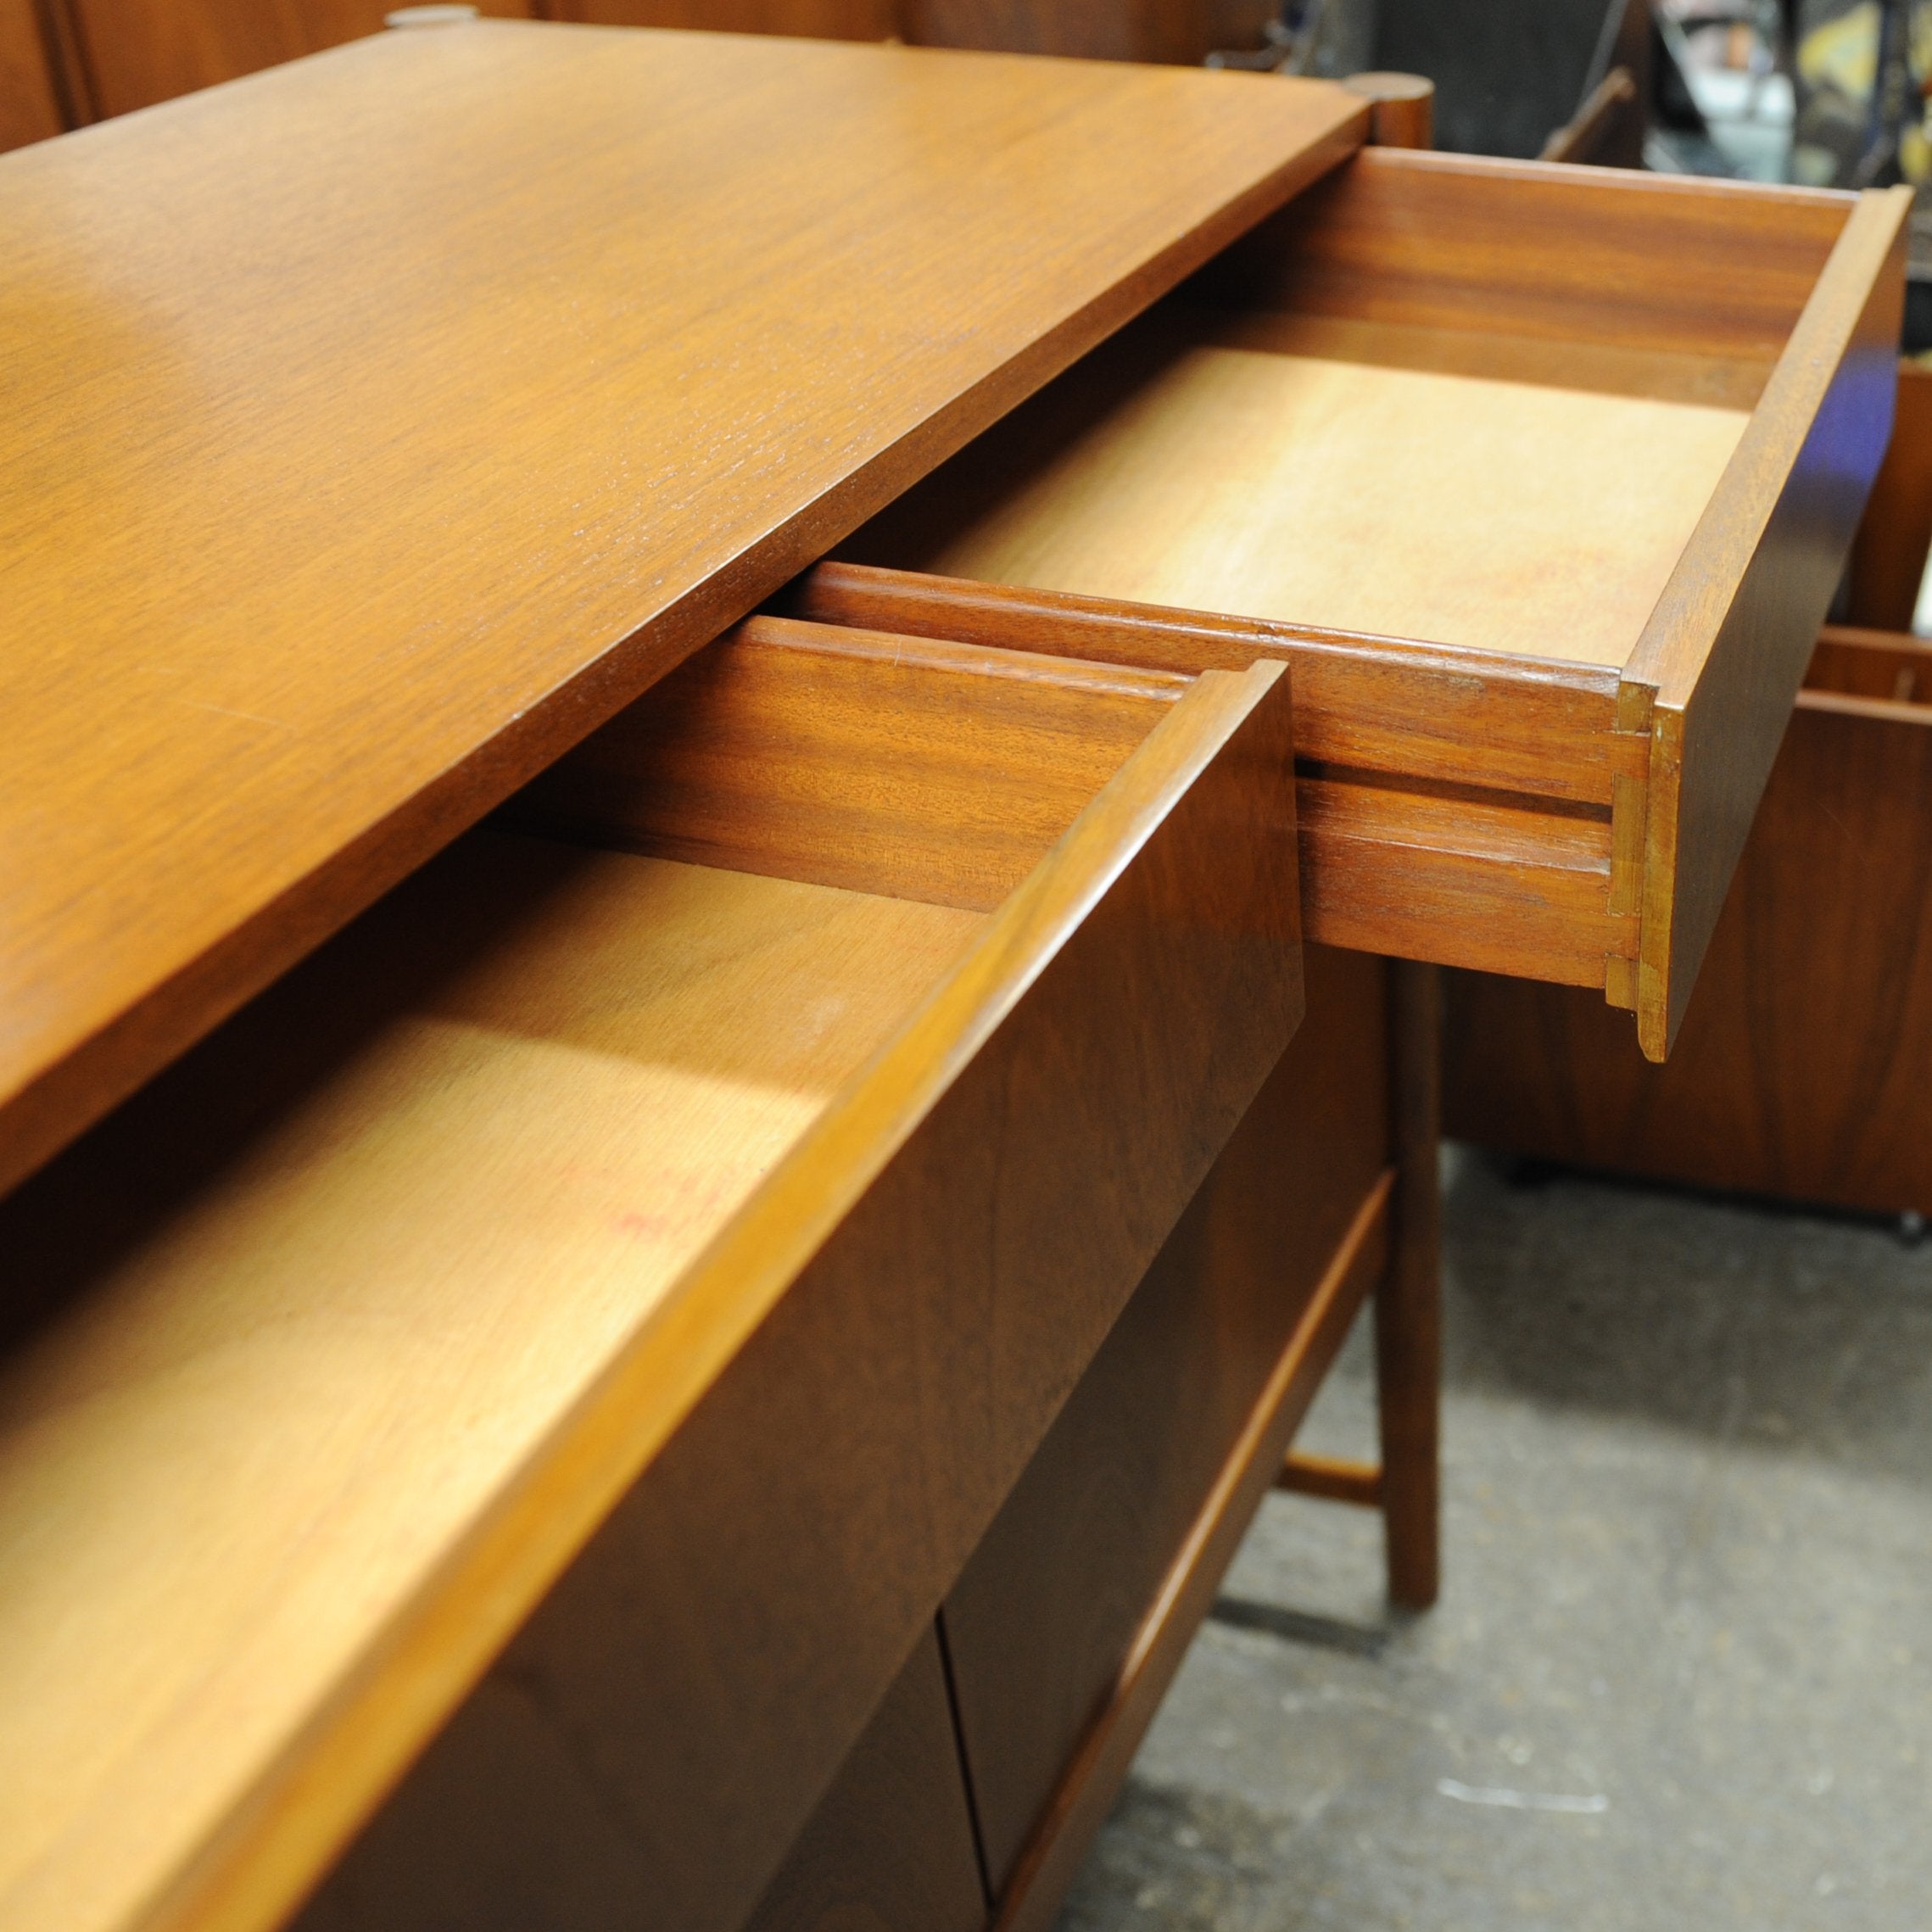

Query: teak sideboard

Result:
[0,21,1906,1932]
[1443,362,1932,1220]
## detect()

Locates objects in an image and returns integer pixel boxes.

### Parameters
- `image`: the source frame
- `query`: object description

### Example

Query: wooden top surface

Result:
[0,20,1363,1198]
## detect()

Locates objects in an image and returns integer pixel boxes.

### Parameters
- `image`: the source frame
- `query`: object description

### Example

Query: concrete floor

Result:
[1058,1148,1932,1931]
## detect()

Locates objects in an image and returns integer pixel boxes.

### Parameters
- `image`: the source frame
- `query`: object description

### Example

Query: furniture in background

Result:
[0,0,1284,146]
[1445,360,1932,1221]
[0,0,1653,156]
[1376,0,1649,162]
[0,21,1901,1932]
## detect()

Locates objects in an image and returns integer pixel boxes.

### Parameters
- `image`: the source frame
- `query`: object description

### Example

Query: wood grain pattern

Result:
[991,1158,1393,1932]
[1208,145,1847,363]
[0,21,1365,1201]
[846,297,1751,672]
[1297,771,1628,985]
[517,613,1187,911]
[0,840,983,1932]
[1628,184,1911,1057]
[1376,958,1439,1609]
[0,0,65,148]
[790,561,1630,807]
[60,0,529,119]
[553,0,893,41]
[897,0,1276,65]
[292,663,1303,1932]
[1845,360,1932,631]
[943,942,1388,1896]
[1444,685,1932,1219]
[844,149,1907,1053]
[780,565,1636,980]
[1339,70,1433,150]
[740,1625,987,1932]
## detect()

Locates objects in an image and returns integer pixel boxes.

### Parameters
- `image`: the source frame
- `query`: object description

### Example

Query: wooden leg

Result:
[1271,957,1441,1609]
[1377,958,1441,1610]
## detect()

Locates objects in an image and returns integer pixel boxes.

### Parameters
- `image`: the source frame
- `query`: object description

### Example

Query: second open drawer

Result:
[0,627,1299,1932]
[819,146,1910,1060]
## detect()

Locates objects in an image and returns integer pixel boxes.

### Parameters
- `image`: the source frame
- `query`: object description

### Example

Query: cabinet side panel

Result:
[945,943,1388,1891]
[290,674,1302,1932]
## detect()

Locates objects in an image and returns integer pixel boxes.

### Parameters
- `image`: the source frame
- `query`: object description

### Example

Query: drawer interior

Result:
[1806,623,1932,708]
[831,148,1901,1063]
[841,150,1846,675]
[0,619,1220,1932]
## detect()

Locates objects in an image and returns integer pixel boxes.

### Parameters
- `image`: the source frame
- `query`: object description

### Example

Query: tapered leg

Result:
[1376,958,1441,1610]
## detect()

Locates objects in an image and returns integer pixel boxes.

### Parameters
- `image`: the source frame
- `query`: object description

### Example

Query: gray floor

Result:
[1058,1147,1932,1931]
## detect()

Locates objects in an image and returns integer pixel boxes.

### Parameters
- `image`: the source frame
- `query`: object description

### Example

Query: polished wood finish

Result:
[790,561,1629,806]
[944,941,1387,1900]
[7,35,1896,1932]
[279,664,1304,1932]
[991,1163,1393,1932]
[1276,1449,1382,1505]
[0,0,66,147]
[1377,957,1440,1610]
[0,630,1300,1932]
[0,23,1364,1203]
[1341,69,1433,149]
[1210,148,1851,366]
[1445,668,1932,1220]
[1845,361,1932,632]
[840,148,1911,1057]
[727,1626,986,1932]
[1269,962,1439,1611]
[518,613,1187,912]
[51,0,1294,112]
[1298,773,1627,989]
[789,561,1639,986]
[1625,184,1908,1057]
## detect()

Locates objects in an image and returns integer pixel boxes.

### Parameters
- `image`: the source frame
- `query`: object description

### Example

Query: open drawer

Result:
[816,148,1910,1059]
[0,632,1300,1932]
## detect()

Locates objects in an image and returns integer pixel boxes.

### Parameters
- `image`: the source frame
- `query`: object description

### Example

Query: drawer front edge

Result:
[293,665,1304,1932]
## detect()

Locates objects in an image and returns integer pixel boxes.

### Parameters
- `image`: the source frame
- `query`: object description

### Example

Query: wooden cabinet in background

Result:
[1,0,69,148]
[897,0,1274,65]
[1443,360,1932,1221]
[1444,628,1932,1220]
[10,0,1289,136]
[550,0,893,41]
[51,0,530,120]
